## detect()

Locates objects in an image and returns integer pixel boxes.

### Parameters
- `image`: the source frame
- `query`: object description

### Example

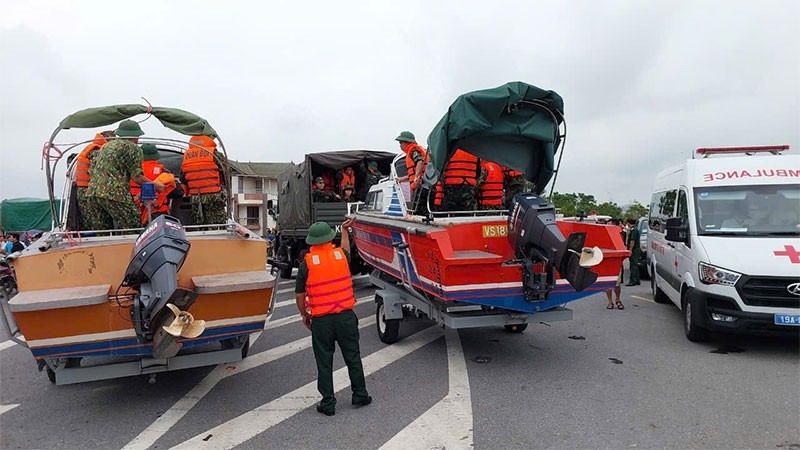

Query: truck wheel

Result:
[651,265,670,304]
[376,302,400,344]
[504,324,528,333]
[683,289,707,342]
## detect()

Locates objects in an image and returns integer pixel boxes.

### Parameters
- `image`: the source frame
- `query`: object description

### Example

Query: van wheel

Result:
[651,265,670,304]
[683,290,707,342]
[376,301,400,344]
[504,324,528,333]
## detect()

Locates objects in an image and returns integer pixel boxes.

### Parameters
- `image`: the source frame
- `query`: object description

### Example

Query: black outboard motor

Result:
[508,194,602,301]
[123,215,199,357]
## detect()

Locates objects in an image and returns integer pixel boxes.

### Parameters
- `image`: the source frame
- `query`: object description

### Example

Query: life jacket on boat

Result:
[304,243,356,317]
[339,167,355,193]
[75,134,108,187]
[434,182,443,207]
[443,149,479,187]
[404,143,428,191]
[181,135,221,195]
[130,161,176,223]
[478,161,504,207]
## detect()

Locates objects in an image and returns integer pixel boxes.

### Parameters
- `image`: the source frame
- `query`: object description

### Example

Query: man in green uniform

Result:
[311,177,340,202]
[295,218,371,416]
[356,160,383,201]
[503,168,527,210]
[85,120,164,230]
[625,218,641,286]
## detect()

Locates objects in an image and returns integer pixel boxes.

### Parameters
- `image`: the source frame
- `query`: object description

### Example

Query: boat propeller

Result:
[162,303,206,338]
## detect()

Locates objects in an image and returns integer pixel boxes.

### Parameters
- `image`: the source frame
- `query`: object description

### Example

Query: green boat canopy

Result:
[424,81,564,195]
[57,104,218,138]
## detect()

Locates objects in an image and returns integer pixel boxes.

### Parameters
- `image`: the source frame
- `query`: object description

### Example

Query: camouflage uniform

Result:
[504,172,527,210]
[75,187,92,230]
[312,188,338,203]
[191,190,228,225]
[356,162,383,201]
[85,139,143,230]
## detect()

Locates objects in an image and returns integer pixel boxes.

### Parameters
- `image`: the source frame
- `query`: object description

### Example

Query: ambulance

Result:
[647,146,800,341]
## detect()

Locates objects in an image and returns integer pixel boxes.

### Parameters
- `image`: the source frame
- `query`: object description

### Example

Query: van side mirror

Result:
[665,217,688,243]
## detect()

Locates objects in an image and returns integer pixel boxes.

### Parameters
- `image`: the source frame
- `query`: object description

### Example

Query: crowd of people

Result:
[311,160,385,204]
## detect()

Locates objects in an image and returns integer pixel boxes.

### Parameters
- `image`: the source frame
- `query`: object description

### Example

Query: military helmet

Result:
[395,131,416,143]
[314,176,325,183]
[306,221,336,245]
[140,143,159,160]
[115,119,144,137]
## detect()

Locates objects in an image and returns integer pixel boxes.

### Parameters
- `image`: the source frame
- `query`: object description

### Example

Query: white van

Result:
[647,146,800,341]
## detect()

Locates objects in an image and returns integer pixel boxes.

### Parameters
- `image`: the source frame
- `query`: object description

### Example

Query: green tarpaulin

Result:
[424,81,564,195]
[1,198,61,232]
[58,104,218,138]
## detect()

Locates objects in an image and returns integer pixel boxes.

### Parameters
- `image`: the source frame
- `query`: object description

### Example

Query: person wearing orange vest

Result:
[295,218,371,416]
[503,166,527,209]
[181,135,227,225]
[337,166,356,194]
[477,160,505,209]
[394,131,427,191]
[74,131,113,230]
[130,144,178,224]
[442,148,480,211]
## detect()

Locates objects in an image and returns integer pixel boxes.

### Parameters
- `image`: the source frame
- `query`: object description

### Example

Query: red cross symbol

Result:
[773,245,800,264]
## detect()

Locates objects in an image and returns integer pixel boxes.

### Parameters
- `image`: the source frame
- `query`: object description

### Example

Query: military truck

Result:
[271,150,397,278]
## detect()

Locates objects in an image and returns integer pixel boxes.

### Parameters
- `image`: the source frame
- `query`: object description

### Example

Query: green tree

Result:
[596,201,622,218]
[624,201,649,221]
[575,193,597,216]
[550,192,578,217]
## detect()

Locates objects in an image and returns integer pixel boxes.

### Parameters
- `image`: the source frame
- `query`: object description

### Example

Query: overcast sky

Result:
[1,0,798,206]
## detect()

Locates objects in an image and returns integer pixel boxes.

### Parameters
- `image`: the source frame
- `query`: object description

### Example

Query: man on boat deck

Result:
[295,219,371,416]
[394,131,428,212]
[74,130,114,230]
[85,120,165,230]
[181,135,228,225]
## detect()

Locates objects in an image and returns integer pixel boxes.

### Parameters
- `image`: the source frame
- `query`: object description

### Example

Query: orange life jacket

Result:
[131,161,176,224]
[404,143,428,190]
[434,182,443,206]
[339,168,355,192]
[478,161,504,207]
[75,134,108,187]
[503,167,524,178]
[182,135,221,195]
[304,243,356,317]
[443,149,479,186]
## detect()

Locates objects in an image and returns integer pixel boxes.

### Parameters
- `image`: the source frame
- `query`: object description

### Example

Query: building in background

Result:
[228,161,291,236]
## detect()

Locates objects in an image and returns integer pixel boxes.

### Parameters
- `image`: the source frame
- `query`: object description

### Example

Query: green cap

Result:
[395,131,416,143]
[115,120,144,137]
[306,221,336,245]
[141,143,159,160]
[314,176,325,183]
[367,160,378,170]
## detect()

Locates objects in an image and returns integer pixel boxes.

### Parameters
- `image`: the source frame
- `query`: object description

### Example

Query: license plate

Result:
[774,314,800,326]
[482,224,507,238]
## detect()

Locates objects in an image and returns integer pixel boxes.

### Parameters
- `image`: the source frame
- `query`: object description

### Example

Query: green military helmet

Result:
[306,221,336,245]
[367,160,378,170]
[395,131,416,143]
[115,119,144,137]
[314,176,325,183]
[140,143,159,160]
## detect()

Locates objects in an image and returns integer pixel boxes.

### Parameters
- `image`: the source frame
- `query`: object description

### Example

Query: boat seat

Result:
[450,250,502,259]
[8,284,111,312]
[192,270,275,294]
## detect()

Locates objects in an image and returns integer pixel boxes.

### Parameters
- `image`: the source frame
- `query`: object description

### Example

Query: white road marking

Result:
[0,404,19,416]
[380,329,473,449]
[630,294,654,303]
[169,325,444,450]
[0,340,18,352]
[123,298,374,450]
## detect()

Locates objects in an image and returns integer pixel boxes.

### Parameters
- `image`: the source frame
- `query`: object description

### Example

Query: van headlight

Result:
[698,262,741,286]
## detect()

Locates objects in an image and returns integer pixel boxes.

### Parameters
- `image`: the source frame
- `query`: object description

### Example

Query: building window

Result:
[246,206,259,226]
[237,178,244,194]
[255,178,263,193]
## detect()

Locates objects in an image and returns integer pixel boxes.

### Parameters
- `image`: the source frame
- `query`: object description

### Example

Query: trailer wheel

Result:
[504,324,528,333]
[376,302,400,344]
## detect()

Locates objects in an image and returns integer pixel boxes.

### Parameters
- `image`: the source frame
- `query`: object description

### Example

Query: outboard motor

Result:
[122,215,203,358]
[508,194,603,301]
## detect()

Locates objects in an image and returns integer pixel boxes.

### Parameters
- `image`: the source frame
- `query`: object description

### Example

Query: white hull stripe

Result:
[25,314,269,348]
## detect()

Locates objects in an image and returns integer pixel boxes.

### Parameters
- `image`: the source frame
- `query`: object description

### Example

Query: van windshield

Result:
[694,184,800,236]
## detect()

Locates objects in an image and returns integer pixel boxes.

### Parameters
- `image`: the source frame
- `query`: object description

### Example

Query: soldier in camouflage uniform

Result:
[85,120,165,230]
[191,191,228,225]
[503,167,527,210]
[356,160,383,201]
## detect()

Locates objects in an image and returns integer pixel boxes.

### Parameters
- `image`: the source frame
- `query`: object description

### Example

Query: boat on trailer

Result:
[351,82,629,342]
[0,104,276,385]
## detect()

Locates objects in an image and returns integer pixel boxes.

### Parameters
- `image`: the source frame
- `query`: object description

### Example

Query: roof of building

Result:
[228,161,291,179]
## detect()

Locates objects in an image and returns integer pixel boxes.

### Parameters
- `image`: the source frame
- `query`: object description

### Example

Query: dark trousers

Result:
[629,249,641,284]
[311,309,368,408]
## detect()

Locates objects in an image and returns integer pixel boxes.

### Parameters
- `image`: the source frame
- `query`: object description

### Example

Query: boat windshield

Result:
[694,184,800,236]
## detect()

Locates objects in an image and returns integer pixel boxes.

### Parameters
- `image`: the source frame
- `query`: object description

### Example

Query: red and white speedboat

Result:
[351,82,628,339]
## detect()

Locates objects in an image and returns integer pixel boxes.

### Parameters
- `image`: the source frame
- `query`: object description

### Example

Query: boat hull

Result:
[9,232,275,360]
[353,214,628,314]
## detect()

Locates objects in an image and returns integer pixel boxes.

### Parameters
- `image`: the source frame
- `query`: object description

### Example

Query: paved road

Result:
[1,273,798,449]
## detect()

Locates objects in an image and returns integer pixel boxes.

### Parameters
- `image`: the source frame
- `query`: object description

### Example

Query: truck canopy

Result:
[277,150,396,231]
[1,198,61,233]
[424,81,565,195]
[58,104,217,138]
